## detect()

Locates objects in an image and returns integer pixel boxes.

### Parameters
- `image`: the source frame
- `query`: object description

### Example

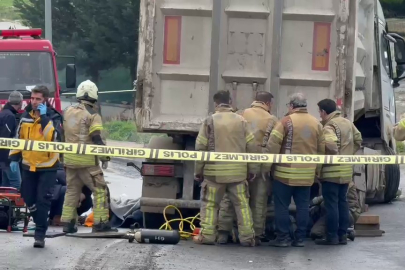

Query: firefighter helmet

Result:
[76,80,98,101]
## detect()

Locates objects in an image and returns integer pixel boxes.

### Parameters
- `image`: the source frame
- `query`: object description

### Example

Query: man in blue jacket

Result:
[0,91,23,190]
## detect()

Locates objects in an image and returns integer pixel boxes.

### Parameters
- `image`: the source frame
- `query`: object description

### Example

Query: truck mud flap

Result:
[140,197,201,209]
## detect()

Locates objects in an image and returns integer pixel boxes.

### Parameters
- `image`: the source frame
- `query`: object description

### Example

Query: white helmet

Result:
[76,80,98,101]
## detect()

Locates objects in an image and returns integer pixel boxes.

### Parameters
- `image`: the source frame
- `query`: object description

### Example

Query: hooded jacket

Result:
[9,103,63,172]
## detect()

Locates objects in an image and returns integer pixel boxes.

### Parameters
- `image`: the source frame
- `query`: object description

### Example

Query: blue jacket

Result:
[0,103,18,168]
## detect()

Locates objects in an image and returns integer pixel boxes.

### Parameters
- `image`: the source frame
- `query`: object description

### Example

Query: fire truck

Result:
[0,28,76,112]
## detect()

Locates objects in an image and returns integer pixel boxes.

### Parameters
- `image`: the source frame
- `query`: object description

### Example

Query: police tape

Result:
[0,138,404,165]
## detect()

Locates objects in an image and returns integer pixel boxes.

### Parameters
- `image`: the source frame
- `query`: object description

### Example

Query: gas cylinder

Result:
[132,229,181,245]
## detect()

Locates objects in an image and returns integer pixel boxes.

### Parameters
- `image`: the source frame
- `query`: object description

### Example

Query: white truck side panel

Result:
[136,0,360,133]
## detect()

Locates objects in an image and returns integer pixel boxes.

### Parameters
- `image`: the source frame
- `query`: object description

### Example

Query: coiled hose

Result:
[159,205,200,239]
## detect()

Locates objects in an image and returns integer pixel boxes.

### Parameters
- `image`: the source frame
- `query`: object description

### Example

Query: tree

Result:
[13,0,79,52]
[380,0,405,18]
[14,0,140,83]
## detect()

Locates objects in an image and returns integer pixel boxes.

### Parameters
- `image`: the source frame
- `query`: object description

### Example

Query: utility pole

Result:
[45,0,52,43]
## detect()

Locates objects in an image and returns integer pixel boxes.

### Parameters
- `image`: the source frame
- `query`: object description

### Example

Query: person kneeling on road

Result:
[50,164,93,226]
[310,181,361,242]
[61,80,115,233]
[193,90,258,247]
[9,86,63,248]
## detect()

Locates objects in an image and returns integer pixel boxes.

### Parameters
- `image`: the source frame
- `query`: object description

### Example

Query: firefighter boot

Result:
[217,231,230,245]
[63,219,78,234]
[92,222,118,233]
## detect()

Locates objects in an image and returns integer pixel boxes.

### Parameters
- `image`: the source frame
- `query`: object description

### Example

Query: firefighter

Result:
[310,181,362,241]
[9,86,63,248]
[217,91,278,246]
[265,93,325,247]
[193,90,259,247]
[314,99,362,245]
[61,80,116,233]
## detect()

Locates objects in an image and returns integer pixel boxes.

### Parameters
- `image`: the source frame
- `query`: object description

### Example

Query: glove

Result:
[10,161,19,173]
[38,104,47,115]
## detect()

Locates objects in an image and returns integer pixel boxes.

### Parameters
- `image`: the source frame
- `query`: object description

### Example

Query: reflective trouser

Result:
[218,175,270,237]
[199,179,254,244]
[61,166,109,224]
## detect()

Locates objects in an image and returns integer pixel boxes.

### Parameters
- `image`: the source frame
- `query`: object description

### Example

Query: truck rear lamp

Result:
[142,164,175,177]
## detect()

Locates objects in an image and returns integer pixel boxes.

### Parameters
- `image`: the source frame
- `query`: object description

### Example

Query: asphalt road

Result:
[0,162,404,270]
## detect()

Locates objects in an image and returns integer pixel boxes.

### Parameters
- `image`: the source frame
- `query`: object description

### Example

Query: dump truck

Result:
[135,0,405,226]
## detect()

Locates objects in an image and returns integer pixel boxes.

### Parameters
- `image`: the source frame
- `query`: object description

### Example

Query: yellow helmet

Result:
[76,80,98,101]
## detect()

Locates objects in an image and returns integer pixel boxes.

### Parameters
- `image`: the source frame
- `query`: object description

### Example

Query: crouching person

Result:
[310,181,361,241]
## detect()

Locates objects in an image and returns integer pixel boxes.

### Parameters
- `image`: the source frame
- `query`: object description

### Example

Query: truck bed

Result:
[135,0,374,133]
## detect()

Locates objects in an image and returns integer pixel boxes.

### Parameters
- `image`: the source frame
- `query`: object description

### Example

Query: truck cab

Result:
[135,0,405,227]
[0,29,76,113]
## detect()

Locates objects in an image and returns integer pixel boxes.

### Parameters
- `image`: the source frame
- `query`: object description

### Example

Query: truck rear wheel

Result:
[384,146,400,203]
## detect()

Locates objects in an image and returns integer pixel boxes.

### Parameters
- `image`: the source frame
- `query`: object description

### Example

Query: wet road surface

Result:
[0,161,404,270]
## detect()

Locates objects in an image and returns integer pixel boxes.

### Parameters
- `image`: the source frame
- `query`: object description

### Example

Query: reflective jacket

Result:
[265,108,325,186]
[63,101,104,168]
[195,104,259,184]
[236,101,278,172]
[9,104,63,172]
[320,111,363,184]
[393,115,405,141]
[348,181,361,223]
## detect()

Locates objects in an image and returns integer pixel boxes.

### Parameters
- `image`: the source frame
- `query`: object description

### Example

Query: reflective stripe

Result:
[274,165,315,180]
[271,130,283,140]
[89,124,103,134]
[64,153,97,166]
[204,163,247,176]
[61,205,76,222]
[274,171,315,180]
[400,119,405,129]
[322,165,353,179]
[196,135,208,146]
[42,121,54,139]
[202,185,216,235]
[93,188,109,222]
[22,152,59,168]
[20,117,34,123]
[246,133,254,143]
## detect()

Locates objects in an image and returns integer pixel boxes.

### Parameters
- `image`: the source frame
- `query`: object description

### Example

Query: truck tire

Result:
[384,146,400,203]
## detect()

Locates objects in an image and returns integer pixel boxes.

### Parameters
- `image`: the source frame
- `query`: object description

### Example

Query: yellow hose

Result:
[159,205,201,239]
